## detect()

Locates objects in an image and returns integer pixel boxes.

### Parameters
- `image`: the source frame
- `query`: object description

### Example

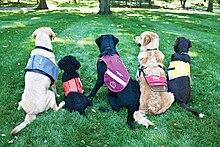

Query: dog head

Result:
[58,55,81,72]
[32,27,56,40]
[134,31,159,51]
[95,34,119,57]
[174,37,192,53]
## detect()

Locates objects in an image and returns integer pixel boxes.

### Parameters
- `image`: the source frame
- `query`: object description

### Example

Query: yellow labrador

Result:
[10,27,65,135]
[133,31,174,128]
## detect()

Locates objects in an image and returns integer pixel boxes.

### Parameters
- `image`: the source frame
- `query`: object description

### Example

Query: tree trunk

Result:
[207,0,213,12]
[180,0,187,9]
[139,0,142,6]
[36,0,48,9]
[98,0,112,15]
[148,0,152,7]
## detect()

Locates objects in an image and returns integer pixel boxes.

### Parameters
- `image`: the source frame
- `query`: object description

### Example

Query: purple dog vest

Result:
[99,54,130,92]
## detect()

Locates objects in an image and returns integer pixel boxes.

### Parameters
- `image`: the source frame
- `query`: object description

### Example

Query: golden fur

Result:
[10,27,65,135]
[133,31,174,128]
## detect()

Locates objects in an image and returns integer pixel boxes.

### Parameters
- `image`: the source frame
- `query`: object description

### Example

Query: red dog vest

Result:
[62,78,83,96]
[99,54,130,92]
[145,76,167,86]
[145,75,168,92]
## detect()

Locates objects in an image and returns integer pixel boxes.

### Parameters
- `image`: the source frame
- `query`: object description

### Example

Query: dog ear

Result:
[112,35,119,45]
[95,36,102,46]
[174,38,180,52]
[72,57,81,70]
[50,31,56,40]
[32,30,37,39]
[188,39,192,48]
[58,58,65,70]
[143,34,152,46]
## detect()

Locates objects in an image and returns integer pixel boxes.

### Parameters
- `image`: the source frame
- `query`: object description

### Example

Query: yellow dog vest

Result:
[168,61,190,80]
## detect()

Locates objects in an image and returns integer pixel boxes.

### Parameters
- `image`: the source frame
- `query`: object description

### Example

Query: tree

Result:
[148,0,152,7]
[36,0,48,10]
[207,0,213,12]
[98,0,112,15]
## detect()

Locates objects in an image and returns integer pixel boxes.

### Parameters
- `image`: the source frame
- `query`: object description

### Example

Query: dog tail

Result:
[133,110,154,128]
[10,114,36,135]
[180,103,204,118]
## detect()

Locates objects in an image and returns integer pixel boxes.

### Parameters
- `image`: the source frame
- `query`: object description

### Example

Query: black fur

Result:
[167,37,201,117]
[58,55,92,116]
[89,35,140,129]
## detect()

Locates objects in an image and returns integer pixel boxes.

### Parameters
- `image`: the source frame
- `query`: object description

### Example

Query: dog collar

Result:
[146,48,158,51]
[136,43,158,52]
[35,46,53,53]
[180,52,188,55]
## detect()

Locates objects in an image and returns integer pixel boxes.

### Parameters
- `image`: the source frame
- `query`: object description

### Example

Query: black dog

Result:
[89,35,140,129]
[167,37,203,117]
[58,55,92,116]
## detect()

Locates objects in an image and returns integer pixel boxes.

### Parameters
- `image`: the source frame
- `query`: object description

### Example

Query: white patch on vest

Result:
[116,71,123,77]
[152,76,160,81]
[38,57,43,68]
[110,81,116,89]
[106,69,126,87]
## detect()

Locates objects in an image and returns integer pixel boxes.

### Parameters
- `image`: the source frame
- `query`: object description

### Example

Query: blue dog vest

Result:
[25,54,58,83]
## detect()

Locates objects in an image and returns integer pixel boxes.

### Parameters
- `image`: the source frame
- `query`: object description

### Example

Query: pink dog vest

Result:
[99,54,130,92]
[145,75,168,92]
[145,76,167,87]
[62,78,83,96]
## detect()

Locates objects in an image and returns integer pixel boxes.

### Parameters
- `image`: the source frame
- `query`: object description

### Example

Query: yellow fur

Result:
[10,27,64,135]
[134,31,174,128]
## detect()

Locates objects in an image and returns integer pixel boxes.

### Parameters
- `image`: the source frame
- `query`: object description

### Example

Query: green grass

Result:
[0,6,220,146]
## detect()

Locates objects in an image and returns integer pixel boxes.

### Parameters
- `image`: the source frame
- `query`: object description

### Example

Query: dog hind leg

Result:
[48,90,65,111]
[133,111,154,128]
[107,93,120,112]
[127,106,137,129]
[78,109,86,116]
[51,82,60,97]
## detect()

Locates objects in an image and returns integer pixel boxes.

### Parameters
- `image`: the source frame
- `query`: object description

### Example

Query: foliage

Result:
[0,6,220,146]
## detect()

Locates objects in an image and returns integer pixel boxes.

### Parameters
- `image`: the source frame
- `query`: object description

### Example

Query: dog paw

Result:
[127,121,136,130]
[99,107,110,112]
[199,113,204,118]
[58,101,65,108]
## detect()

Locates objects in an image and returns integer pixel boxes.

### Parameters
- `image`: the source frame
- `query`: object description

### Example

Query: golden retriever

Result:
[10,27,65,135]
[133,31,174,128]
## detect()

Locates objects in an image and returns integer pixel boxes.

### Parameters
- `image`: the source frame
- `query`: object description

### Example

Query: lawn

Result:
[0,4,220,146]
